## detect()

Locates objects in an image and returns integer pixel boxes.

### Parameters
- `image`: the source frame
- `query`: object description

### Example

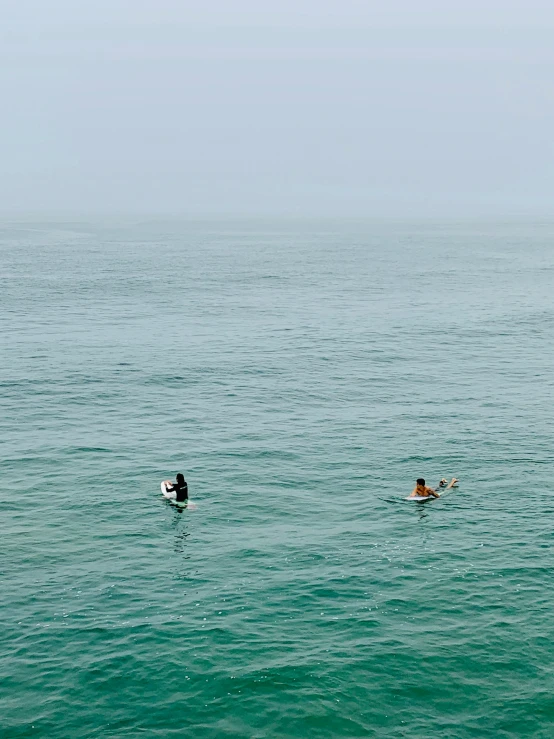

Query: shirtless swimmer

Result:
[409,477,458,498]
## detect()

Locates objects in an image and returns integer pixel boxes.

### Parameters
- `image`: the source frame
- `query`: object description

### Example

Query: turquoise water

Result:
[2,220,554,738]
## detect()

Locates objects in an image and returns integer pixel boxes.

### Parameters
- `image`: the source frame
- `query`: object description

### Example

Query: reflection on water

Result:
[416,506,429,521]
[172,522,192,580]
[174,528,190,555]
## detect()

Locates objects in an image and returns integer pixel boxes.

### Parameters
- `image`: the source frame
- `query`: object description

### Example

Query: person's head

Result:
[439,478,448,487]
[416,478,425,487]
[176,472,185,486]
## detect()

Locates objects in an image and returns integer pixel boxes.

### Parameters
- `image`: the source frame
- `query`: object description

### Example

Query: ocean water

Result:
[2,219,554,738]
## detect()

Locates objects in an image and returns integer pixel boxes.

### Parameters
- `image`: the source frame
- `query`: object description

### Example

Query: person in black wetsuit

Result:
[165,473,188,502]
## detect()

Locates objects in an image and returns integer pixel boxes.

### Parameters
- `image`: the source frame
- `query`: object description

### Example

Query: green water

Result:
[2,220,554,738]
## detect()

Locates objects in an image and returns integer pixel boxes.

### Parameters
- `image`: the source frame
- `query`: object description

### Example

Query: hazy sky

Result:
[2,0,554,216]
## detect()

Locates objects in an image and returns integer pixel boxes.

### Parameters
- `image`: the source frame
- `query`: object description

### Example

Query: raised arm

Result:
[445,478,458,490]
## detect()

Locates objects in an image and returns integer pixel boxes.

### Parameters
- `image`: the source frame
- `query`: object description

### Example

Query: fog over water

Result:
[2,0,554,216]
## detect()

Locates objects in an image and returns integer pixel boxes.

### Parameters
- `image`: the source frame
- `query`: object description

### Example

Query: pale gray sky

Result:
[2,0,553,216]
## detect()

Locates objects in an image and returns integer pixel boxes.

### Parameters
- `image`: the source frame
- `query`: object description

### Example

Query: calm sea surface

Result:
[2,219,554,738]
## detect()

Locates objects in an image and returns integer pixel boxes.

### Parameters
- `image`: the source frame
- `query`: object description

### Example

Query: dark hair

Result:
[176,472,185,486]
[416,478,425,486]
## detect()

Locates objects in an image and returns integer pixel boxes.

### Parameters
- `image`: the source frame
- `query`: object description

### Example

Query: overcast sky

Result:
[2,0,553,217]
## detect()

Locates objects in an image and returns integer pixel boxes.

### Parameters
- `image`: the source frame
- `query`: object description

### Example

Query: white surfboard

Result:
[161,481,176,500]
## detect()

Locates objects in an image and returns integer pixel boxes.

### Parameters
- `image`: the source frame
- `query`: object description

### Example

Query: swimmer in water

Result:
[163,473,188,502]
[409,477,458,498]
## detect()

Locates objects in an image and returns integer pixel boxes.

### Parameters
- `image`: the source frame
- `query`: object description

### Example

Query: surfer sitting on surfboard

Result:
[409,477,458,498]
[163,473,188,502]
